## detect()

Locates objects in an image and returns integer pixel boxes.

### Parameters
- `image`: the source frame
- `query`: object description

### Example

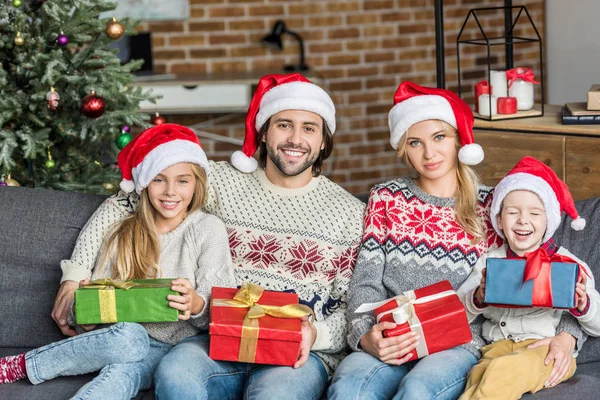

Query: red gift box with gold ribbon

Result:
[356,280,472,362]
[209,283,313,366]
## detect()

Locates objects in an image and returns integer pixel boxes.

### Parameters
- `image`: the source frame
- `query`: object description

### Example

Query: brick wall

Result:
[139,0,545,195]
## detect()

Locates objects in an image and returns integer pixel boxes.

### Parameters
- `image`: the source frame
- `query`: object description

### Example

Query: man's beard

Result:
[266,143,319,177]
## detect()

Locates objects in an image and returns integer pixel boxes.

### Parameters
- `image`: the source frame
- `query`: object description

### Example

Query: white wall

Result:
[546,0,600,104]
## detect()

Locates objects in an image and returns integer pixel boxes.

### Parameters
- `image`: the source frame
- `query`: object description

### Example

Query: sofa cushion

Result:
[521,361,600,399]
[552,198,600,364]
[0,186,106,348]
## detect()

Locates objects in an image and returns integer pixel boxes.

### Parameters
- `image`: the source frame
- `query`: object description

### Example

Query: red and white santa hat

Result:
[388,81,484,165]
[491,156,585,242]
[231,73,336,173]
[117,123,209,194]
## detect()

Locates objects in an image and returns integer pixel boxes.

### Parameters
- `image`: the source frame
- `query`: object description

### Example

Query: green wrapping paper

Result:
[75,279,179,324]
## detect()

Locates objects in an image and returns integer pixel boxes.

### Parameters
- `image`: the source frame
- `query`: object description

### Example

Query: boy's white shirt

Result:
[457,244,600,355]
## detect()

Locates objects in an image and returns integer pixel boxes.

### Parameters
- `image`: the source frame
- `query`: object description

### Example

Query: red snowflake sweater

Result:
[347,177,503,354]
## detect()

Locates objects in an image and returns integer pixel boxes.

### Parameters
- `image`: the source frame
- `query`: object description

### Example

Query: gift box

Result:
[485,257,578,309]
[209,283,313,366]
[355,280,472,362]
[75,278,179,324]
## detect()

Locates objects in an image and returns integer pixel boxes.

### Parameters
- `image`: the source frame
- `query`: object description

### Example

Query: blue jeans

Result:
[154,334,328,400]
[25,322,172,400]
[328,347,478,400]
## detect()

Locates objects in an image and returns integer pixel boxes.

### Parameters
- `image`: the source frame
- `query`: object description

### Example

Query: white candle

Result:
[478,94,497,117]
[490,70,508,98]
[509,80,534,110]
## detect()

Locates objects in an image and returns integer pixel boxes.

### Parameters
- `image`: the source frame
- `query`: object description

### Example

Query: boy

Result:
[458,156,600,400]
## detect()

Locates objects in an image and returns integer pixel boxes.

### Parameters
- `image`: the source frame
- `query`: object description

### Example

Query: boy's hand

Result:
[169,278,204,320]
[475,268,487,305]
[575,274,588,313]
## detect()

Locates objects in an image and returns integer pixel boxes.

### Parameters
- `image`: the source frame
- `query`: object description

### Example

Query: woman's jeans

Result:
[328,347,478,400]
[24,322,171,400]
[154,334,329,400]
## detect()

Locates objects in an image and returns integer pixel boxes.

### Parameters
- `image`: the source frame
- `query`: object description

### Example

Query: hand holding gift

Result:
[167,278,204,321]
[475,268,487,305]
[359,323,419,365]
[576,274,589,313]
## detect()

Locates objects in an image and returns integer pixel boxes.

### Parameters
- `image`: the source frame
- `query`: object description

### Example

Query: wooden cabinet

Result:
[473,105,600,200]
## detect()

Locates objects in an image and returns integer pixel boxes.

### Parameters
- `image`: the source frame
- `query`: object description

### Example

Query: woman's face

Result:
[404,120,458,184]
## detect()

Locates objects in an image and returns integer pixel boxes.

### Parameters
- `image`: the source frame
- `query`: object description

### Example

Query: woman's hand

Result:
[475,268,486,305]
[575,274,588,313]
[528,331,576,387]
[294,315,317,369]
[168,278,204,320]
[359,322,419,365]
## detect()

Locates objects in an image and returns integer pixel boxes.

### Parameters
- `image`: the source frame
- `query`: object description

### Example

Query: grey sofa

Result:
[1,186,599,399]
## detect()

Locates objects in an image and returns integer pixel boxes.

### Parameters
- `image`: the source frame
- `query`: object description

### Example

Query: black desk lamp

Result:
[261,20,309,72]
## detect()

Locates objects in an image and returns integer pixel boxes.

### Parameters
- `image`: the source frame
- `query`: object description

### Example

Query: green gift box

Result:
[75,278,179,324]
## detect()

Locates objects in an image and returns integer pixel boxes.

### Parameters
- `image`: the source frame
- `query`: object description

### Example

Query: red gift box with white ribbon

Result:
[356,280,472,362]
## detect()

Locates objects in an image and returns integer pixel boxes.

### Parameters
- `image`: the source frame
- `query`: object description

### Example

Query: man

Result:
[52,73,365,399]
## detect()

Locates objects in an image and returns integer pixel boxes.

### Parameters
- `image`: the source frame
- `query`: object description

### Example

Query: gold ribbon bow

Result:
[80,278,139,291]
[211,282,314,363]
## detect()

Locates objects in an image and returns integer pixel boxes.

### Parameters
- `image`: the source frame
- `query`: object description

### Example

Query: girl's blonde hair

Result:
[397,120,486,243]
[99,163,208,280]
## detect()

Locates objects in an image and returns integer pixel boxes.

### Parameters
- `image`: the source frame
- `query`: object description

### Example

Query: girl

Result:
[0,124,236,399]
[329,82,582,399]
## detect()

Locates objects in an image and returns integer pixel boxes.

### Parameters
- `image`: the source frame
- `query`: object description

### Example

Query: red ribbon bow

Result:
[506,68,540,88]
[522,247,586,307]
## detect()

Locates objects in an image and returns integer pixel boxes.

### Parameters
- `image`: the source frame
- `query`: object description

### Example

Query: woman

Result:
[328,82,583,399]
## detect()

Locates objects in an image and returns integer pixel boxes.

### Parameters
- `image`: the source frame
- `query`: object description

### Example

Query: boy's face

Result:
[497,190,547,256]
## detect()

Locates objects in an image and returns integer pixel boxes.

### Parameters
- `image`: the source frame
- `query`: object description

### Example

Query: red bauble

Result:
[151,113,166,125]
[81,91,106,119]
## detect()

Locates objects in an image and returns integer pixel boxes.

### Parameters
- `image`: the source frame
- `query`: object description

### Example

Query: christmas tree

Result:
[0,0,155,193]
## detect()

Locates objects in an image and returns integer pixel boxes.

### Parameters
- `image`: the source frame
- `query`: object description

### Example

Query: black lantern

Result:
[262,20,309,72]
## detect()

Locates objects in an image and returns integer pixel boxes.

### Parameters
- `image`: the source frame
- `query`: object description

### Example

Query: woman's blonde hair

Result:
[99,163,208,280]
[397,120,486,243]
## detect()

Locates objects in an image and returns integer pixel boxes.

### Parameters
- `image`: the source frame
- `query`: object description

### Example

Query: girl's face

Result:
[404,120,458,184]
[147,162,197,234]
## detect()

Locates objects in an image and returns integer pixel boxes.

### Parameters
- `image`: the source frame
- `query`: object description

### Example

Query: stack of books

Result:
[562,102,600,125]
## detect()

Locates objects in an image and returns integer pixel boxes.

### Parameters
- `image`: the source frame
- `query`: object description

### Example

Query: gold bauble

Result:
[5,174,20,186]
[102,182,116,191]
[105,17,125,40]
[14,32,25,46]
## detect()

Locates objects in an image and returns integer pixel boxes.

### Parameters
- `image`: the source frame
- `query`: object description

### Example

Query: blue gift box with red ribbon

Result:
[485,256,578,309]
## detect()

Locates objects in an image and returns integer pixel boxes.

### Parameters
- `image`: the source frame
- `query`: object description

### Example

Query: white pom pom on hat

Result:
[231,73,336,173]
[117,124,210,195]
[388,81,484,166]
[490,156,585,242]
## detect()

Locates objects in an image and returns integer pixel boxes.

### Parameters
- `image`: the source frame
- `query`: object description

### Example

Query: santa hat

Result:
[117,123,210,194]
[491,156,585,242]
[388,81,484,165]
[231,73,336,173]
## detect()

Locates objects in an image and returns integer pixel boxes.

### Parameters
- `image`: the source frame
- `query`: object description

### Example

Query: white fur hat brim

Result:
[131,139,210,195]
[491,172,562,242]
[388,95,456,150]
[255,81,336,134]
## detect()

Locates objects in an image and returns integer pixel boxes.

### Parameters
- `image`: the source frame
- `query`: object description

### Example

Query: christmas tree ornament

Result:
[122,125,131,133]
[116,132,133,149]
[14,32,25,46]
[0,176,7,187]
[105,17,125,40]
[45,148,56,169]
[151,112,166,125]
[81,91,106,119]
[5,174,20,186]
[46,87,60,111]
[13,0,22,7]
[56,32,69,47]
[102,182,116,191]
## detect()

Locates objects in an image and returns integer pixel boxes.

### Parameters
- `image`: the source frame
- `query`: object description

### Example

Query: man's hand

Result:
[168,278,204,320]
[51,280,79,336]
[528,331,576,387]
[359,322,419,365]
[294,315,317,369]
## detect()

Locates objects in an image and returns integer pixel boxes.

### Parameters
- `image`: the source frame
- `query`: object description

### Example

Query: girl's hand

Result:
[359,322,419,365]
[168,278,204,320]
[575,274,588,313]
[475,268,486,305]
[77,279,97,331]
[51,280,79,337]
